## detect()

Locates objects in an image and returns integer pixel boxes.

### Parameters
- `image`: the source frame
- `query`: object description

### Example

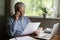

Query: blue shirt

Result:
[6,16,31,37]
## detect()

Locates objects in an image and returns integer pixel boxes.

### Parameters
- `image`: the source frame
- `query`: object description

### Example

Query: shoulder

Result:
[7,15,14,20]
[24,16,29,19]
[23,16,31,22]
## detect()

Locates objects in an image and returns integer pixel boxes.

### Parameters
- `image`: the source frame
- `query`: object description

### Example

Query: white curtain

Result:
[57,0,60,17]
[53,0,59,18]
[10,0,20,15]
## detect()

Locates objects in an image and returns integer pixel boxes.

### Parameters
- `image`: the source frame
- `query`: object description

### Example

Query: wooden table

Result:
[9,27,60,40]
[50,33,60,40]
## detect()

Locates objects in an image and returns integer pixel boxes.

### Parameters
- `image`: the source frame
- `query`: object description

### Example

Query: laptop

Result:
[37,23,59,40]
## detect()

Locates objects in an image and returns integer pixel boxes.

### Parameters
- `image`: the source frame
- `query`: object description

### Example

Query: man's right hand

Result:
[15,15,19,20]
[15,12,20,20]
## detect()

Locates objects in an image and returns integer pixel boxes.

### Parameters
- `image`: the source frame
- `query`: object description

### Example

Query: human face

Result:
[18,6,25,17]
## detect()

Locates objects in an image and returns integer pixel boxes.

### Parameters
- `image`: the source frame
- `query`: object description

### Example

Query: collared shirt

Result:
[6,15,31,37]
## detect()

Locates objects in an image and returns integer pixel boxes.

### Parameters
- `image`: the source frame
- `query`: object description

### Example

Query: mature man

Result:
[6,2,37,38]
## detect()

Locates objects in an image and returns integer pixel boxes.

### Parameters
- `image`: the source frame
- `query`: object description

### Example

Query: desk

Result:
[9,28,60,40]
[50,34,60,40]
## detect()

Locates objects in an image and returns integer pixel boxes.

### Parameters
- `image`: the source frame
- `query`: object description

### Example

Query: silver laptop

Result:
[37,23,59,40]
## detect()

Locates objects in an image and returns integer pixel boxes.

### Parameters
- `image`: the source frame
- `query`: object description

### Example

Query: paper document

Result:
[16,36,37,40]
[9,36,37,40]
[9,38,15,40]
[21,22,41,35]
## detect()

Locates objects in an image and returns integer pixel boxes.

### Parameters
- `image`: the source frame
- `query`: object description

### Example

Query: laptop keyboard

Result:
[39,33,51,39]
[42,34,51,38]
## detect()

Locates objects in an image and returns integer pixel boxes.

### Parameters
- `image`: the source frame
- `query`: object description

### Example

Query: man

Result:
[6,2,37,38]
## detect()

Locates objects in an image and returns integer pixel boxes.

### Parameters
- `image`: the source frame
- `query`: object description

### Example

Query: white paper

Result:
[21,22,41,35]
[16,36,37,40]
[9,38,16,40]
[9,36,37,40]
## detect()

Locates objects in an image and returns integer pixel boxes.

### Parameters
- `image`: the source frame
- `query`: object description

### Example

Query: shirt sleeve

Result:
[6,17,17,37]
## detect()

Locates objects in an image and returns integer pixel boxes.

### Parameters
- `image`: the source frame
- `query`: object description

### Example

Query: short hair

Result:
[14,2,25,12]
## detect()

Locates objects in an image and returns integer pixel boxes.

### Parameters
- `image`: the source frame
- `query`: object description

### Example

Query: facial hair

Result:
[19,12,25,19]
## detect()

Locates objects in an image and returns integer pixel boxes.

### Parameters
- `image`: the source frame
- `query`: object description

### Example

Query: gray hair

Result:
[14,2,25,12]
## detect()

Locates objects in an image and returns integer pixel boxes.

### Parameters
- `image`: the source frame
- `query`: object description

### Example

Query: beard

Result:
[19,11,25,18]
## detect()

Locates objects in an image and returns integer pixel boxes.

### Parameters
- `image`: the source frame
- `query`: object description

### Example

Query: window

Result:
[11,0,58,18]
[19,0,54,18]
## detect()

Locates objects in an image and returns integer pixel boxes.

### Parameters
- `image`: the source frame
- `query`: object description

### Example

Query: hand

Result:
[15,12,20,20]
[30,31,37,36]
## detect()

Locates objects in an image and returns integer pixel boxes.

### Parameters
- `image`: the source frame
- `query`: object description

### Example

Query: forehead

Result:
[18,3,25,7]
[19,6,25,9]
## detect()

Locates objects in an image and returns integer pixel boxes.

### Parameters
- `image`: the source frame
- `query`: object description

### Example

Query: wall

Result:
[0,0,5,15]
[0,0,11,40]
[0,0,6,40]
[29,18,60,27]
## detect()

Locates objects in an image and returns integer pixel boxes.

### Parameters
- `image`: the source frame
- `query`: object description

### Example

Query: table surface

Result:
[50,34,60,40]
